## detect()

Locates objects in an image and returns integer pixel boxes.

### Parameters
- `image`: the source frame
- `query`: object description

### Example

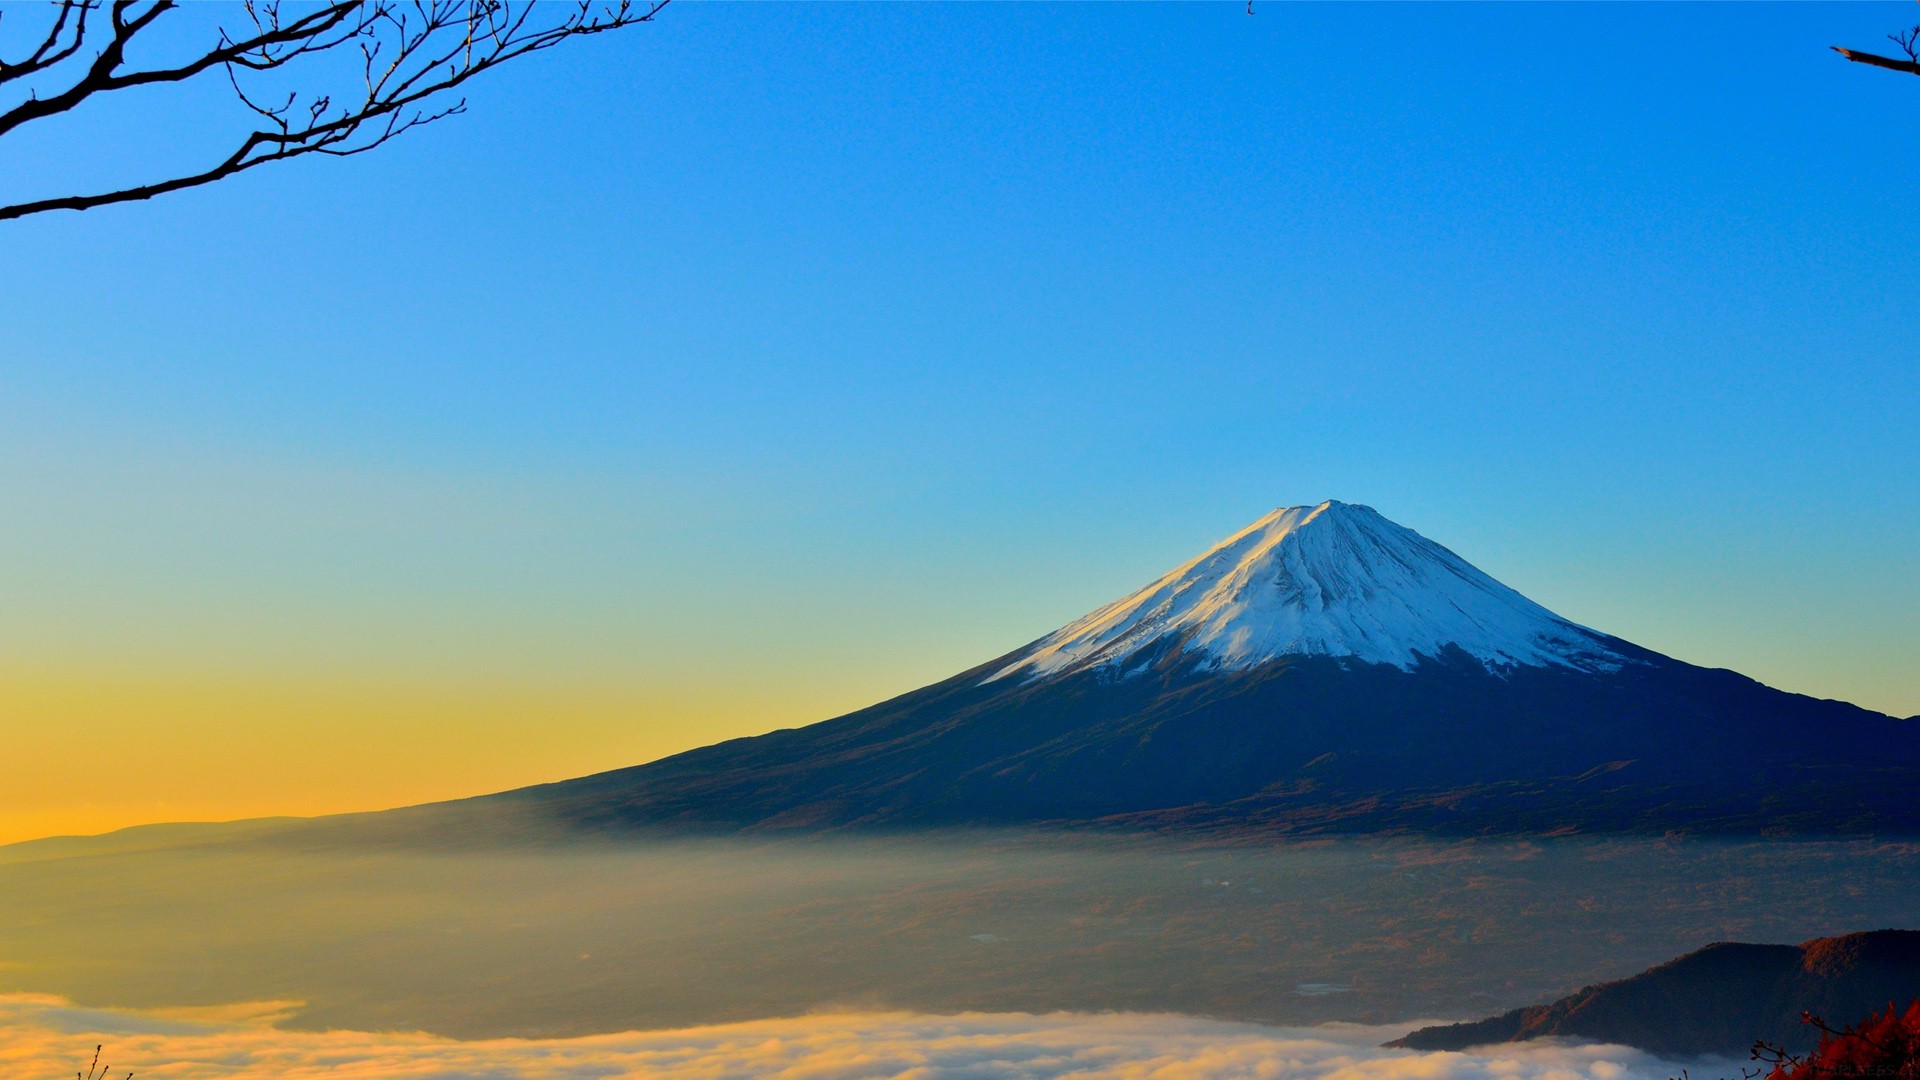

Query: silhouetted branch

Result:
[1834,15,1920,77]
[1832,47,1920,76]
[0,0,667,221]
[79,1043,132,1080]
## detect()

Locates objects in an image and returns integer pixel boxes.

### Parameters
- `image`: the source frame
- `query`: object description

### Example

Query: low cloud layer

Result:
[0,992,1696,1080]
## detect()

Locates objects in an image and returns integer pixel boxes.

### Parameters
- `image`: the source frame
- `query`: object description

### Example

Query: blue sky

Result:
[0,2,1915,835]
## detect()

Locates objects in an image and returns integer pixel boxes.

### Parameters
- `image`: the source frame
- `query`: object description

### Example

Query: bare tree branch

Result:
[1834,17,1920,77]
[0,0,667,221]
[0,1,97,87]
[1833,46,1920,76]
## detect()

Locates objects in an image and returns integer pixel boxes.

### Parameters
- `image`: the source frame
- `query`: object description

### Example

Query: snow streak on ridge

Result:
[989,501,1627,683]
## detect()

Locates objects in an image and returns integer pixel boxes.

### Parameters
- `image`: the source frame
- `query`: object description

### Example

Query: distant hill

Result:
[460,501,1920,838]
[1390,929,1920,1057]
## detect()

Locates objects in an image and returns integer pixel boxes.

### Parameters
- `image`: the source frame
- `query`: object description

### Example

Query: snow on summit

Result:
[991,501,1628,682]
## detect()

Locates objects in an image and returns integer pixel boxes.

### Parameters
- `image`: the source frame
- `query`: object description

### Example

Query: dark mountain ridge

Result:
[453,502,1919,838]
[1391,929,1920,1057]
[483,640,1914,837]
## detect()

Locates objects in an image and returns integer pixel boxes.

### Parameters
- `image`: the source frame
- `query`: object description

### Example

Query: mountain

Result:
[1390,929,1920,1057]
[479,501,1919,836]
[991,501,1627,681]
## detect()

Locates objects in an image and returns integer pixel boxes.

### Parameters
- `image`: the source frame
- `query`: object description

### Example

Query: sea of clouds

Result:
[0,992,1710,1080]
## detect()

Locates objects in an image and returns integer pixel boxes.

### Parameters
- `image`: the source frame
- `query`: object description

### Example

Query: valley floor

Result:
[2,829,1917,1039]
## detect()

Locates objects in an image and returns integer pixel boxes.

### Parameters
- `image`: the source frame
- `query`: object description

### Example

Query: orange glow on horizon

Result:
[0,668,880,847]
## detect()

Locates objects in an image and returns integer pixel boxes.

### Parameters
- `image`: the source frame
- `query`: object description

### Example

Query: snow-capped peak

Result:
[988,501,1627,683]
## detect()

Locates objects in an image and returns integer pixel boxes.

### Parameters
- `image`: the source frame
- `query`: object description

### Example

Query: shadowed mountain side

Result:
[456,641,1919,839]
[1390,930,1920,1057]
[266,502,1918,845]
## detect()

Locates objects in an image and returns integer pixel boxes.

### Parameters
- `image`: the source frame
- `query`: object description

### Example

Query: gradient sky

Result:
[1,3,1915,844]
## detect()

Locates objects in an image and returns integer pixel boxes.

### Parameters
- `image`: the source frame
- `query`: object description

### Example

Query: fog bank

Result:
[0,993,1702,1080]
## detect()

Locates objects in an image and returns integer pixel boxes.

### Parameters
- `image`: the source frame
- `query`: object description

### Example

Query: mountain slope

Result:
[1390,929,1920,1056]
[482,501,1920,836]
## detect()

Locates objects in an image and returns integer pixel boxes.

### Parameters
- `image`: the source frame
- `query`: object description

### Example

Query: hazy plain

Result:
[2,826,1916,1040]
